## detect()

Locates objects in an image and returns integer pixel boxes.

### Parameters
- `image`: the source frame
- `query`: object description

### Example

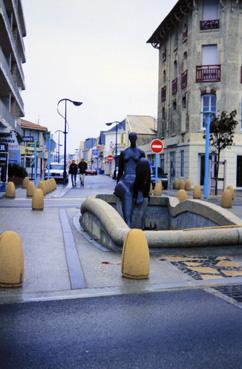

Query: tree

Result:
[204,110,238,195]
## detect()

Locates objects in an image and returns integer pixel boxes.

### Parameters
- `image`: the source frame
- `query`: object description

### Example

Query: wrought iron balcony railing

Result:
[200,19,220,30]
[196,65,221,83]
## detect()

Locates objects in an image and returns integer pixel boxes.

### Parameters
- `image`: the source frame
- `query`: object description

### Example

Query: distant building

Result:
[19,119,55,179]
[103,115,157,176]
[148,0,242,189]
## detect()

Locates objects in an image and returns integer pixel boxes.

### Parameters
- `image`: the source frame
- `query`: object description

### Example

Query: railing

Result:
[196,65,221,82]
[0,0,25,86]
[161,86,166,102]
[200,19,219,30]
[0,46,24,111]
[181,70,188,89]
[172,78,177,95]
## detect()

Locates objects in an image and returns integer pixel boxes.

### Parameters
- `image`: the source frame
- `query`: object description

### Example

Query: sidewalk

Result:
[1,183,242,305]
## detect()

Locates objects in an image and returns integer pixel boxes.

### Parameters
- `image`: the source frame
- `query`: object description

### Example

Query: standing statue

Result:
[114,132,150,227]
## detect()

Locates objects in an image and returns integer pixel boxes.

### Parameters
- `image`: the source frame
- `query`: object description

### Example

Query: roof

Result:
[147,0,193,48]
[19,119,48,132]
[126,115,157,135]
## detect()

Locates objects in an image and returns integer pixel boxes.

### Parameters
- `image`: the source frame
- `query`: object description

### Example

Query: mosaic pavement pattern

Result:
[160,256,242,281]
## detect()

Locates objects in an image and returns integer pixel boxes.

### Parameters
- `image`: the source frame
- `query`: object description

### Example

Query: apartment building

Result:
[148,0,242,189]
[0,0,26,188]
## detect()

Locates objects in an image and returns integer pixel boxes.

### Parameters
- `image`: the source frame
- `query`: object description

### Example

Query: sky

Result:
[21,0,177,154]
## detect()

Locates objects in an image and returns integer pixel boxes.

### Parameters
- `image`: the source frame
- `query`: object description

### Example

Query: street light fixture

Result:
[105,121,119,180]
[57,98,82,182]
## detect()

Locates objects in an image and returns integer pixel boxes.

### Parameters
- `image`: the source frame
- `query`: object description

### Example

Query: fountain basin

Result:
[80,195,242,252]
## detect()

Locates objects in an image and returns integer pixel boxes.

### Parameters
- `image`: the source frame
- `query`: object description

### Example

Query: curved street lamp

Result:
[57,98,82,182]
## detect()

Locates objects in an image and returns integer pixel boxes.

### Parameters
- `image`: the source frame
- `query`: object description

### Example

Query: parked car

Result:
[150,167,168,189]
[85,168,97,175]
[45,162,65,183]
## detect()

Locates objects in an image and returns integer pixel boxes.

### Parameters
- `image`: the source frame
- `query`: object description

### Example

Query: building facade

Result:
[0,0,26,189]
[148,0,242,189]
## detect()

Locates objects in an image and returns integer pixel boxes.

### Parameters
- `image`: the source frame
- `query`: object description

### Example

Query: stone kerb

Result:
[80,197,129,249]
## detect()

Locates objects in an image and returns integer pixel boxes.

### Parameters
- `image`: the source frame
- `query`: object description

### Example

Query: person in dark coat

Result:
[78,158,87,186]
[69,160,78,187]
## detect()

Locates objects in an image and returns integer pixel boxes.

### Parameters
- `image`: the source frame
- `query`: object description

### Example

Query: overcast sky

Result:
[21,0,177,153]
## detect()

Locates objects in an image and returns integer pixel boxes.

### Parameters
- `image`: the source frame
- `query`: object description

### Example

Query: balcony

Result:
[196,65,221,83]
[181,70,188,89]
[161,86,166,102]
[200,19,219,30]
[172,78,177,95]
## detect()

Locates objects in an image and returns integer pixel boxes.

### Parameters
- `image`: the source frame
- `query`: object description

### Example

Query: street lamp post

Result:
[105,121,119,180]
[57,98,82,182]
[203,112,214,199]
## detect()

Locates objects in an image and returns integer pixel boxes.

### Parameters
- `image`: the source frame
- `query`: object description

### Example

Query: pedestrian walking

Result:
[69,160,78,187]
[78,158,87,186]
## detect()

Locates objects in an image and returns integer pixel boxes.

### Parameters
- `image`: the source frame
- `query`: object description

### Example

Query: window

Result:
[163,70,166,83]
[202,45,217,65]
[162,107,166,120]
[182,95,187,108]
[202,0,219,21]
[241,98,242,130]
[173,100,177,110]
[201,94,216,128]
[180,150,184,177]
[201,0,219,30]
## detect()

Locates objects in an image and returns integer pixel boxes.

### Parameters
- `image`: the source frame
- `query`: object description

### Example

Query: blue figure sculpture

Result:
[114,132,150,227]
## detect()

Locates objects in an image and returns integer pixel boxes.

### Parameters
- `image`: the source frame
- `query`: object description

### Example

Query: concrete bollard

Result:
[185,179,192,191]
[153,180,162,196]
[26,181,35,197]
[221,189,233,209]
[177,189,188,202]
[22,177,29,189]
[0,231,24,287]
[5,181,16,198]
[121,229,150,279]
[38,180,46,195]
[179,179,185,190]
[53,178,57,190]
[173,178,180,190]
[46,180,52,193]
[193,185,202,199]
[226,185,234,200]
[32,188,44,210]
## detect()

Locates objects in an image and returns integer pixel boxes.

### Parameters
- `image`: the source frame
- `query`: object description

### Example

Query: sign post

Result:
[150,139,164,183]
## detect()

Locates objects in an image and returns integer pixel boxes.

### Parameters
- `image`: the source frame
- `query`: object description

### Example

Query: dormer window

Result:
[200,0,219,30]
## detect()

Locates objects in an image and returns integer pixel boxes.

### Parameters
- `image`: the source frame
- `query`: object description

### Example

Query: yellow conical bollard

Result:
[179,179,185,190]
[38,180,46,195]
[193,185,202,199]
[46,179,52,193]
[32,188,44,210]
[0,231,24,287]
[173,178,180,190]
[22,177,29,189]
[185,179,192,191]
[221,189,233,209]
[226,185,234,200]
[154,180,162,196]
[26,181,35,197]
[121,229,150,279]
[177,189,187,202]
[5,181,16,198]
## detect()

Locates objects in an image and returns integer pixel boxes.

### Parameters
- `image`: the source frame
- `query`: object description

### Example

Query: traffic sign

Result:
[107,155,113,162]
[150,139,164,154]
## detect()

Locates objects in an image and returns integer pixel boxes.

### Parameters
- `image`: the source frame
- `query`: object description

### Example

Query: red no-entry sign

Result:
[150,139,164,154]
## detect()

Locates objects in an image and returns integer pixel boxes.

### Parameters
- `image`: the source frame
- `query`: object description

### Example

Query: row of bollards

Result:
[5,177,57,210]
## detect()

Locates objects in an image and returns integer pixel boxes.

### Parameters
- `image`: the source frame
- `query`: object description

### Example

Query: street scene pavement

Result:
[1,174,242,368]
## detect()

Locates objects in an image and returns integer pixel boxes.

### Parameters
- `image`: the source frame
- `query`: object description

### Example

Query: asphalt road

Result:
[1,289,242,369]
